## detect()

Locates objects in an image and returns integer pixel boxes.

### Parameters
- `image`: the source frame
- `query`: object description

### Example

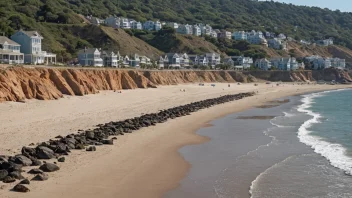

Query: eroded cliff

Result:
[0,67,350,102]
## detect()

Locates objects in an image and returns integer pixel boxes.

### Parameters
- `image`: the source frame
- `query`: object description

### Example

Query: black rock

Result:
[101,139,113,145]
[28,168,43,174]
[19,179,30,185]
[85,131,95,139]
[0,170,8,181]
[13,184,30,192]
[86,146,96,152]
[3,176,16,183]
[58,157,65,162]
[9,171,24,179]
[54,143,68,153]
[21,147,36,158]
[75,144,85,150]
[36,146,55,159]
[13,155,32,166]
[32,173,48,181]
[31,158,42,166]
[39,163,60,172]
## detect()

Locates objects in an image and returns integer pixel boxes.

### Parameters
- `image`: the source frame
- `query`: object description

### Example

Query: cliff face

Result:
[0,67,350,102]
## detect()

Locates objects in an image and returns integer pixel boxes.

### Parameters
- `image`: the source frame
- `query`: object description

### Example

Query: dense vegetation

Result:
[1,0,352,60]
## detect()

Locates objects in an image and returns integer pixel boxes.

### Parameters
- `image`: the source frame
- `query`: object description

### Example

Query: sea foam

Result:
[297,89,352,175]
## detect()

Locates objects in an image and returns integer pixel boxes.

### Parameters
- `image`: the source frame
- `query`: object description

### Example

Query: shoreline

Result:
[0,83,351,198]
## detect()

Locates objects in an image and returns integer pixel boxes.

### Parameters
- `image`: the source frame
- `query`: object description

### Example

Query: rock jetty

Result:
[0,92,255,192]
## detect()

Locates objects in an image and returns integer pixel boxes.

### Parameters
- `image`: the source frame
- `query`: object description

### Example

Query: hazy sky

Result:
[273,0,352,12]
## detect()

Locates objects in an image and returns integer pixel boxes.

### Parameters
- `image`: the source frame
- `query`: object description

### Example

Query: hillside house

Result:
[230,56,253,70]
[101,50,118,67]
[177,24,193,35]
[193,25,202,36]
[270,57,298,70]
[0,36,24,64]
[199,24,213,36]
[130,20,143,30]
[233,31,248,40]
[255,58,272,70]
[120,18,131,29]
[105,17,120,28]
[206,53,221,68]
[189,55,209,67]
[218,31,232,40]
[268,38,287,50]
[166,53,181,68]
[129,54,140,67]
[316,38,333,46]
[180,53,190,68]
[158,55,169,68]
[223,58,235,67]
[278,33,287,40]
[330,58,346,68]
[155,21,162,31]
[11,30,56,65]
[165,22,179,29]
[247,30,267,45]
[77,48,103,67]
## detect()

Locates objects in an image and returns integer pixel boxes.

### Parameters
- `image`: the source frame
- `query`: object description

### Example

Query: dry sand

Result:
[0,83,351,198]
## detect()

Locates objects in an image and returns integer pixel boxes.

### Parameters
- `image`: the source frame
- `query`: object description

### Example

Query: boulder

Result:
[32,173,48,181]
[28,169,43,174]
[9,171,24,179]
[13,155,32,166]
[30,158,42,166]
[86,146,96,152]
[0,170,8,181]
[101,139,114,145]
[58,157,65,163]
[19,179,30,185]
[3,176,16,183]
[21,147,36,158]
[13,184,30,193]
[54,143,67,153]
[75,144,85,150]
[85,131,95,139]
[39,163,60,172]
[36,146,55,159]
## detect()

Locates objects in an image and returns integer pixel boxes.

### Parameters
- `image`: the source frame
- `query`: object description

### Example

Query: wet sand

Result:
[0,83,351,198]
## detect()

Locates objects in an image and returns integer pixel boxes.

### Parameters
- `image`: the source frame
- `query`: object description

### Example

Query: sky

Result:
[272,0,352,12]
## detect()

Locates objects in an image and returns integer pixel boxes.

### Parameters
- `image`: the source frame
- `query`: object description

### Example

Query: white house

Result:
[255,58,272,70]
[120,18,131,29]
[101,50,118,67]
[316,38,333,46]
[247,30,267,45]
[0,36,24,64]
[330,58,346,68]
[193,25,201,36]
[77,48,103,67]
[130,20,143,30]
[155,20,162,31]
[11,30,56,65]
[268,38,287,50]
[206,53,221,69]
[277,33,287,40]
[199,24,213,36]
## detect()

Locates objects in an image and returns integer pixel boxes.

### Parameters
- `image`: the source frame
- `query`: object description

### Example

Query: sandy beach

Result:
[0,83,351,198]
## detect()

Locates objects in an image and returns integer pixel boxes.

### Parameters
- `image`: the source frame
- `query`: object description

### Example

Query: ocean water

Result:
[165,89,352,198]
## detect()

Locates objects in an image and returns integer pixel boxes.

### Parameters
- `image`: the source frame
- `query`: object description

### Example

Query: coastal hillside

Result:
[2,0,352,61]
[0,67,351,102]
